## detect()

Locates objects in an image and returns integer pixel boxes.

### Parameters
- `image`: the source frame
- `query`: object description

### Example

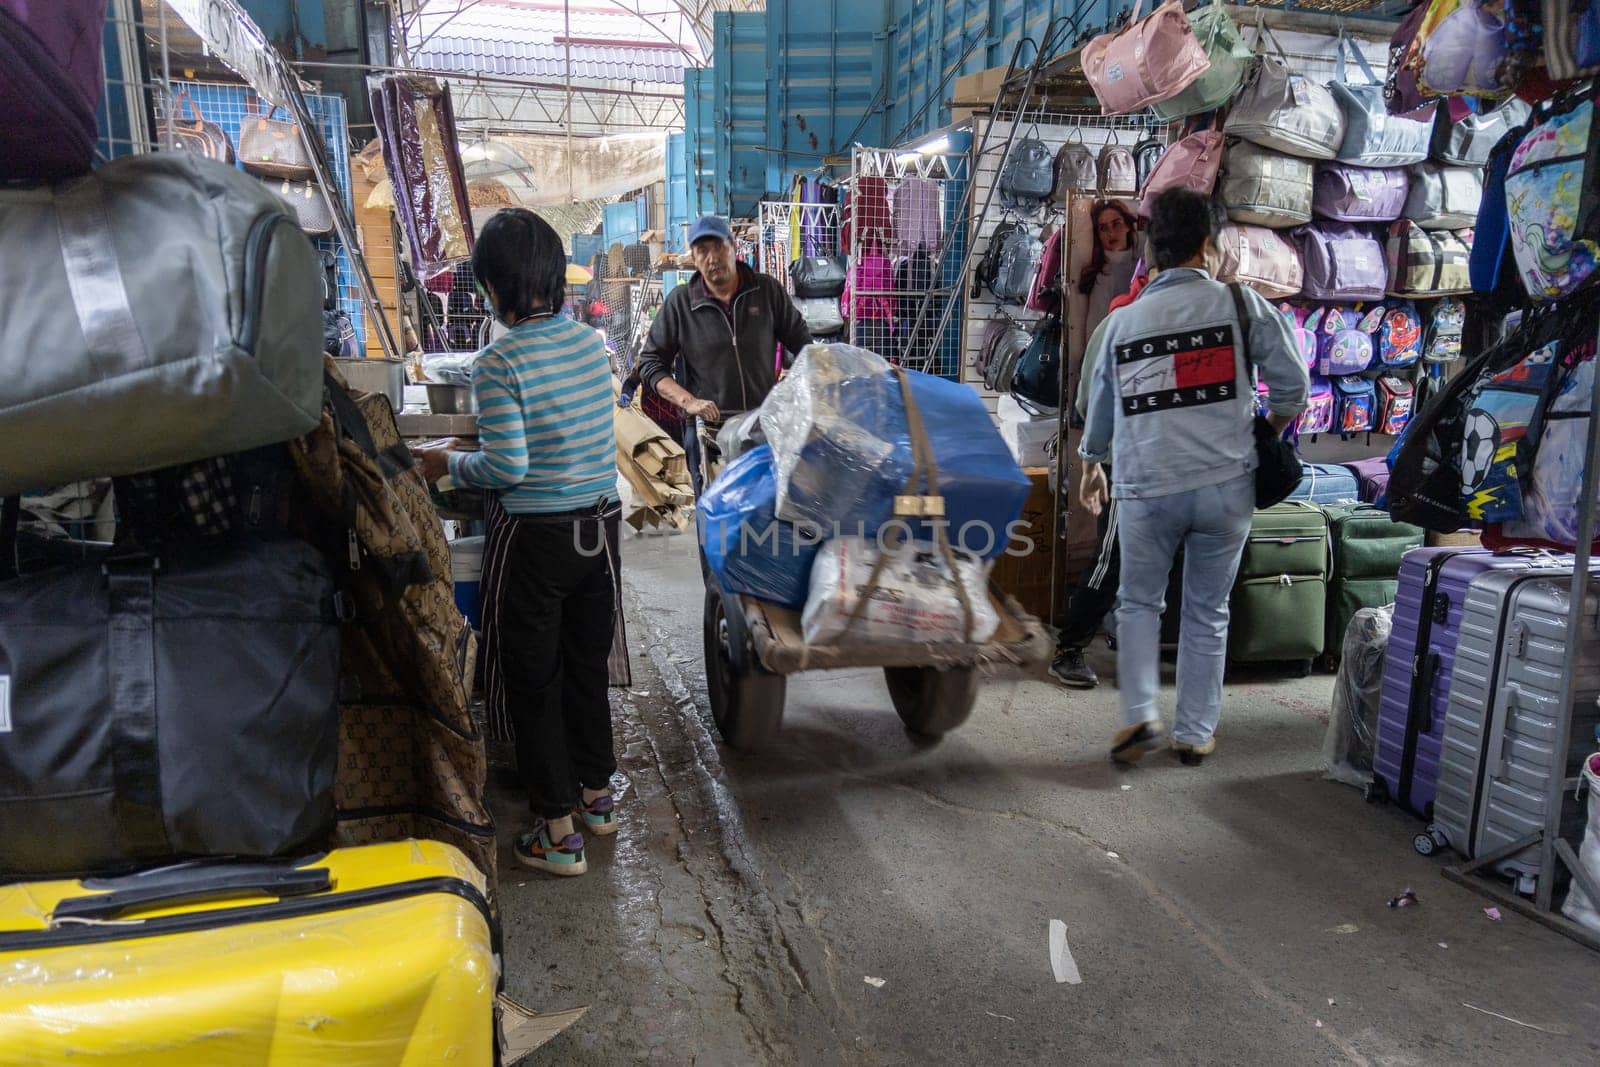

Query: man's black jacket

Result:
[635,264,812,415]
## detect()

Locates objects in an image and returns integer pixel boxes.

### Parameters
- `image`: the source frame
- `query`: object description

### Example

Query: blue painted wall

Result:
[683,67,719,222]
[765,0,890,177]
[713,11,774,218]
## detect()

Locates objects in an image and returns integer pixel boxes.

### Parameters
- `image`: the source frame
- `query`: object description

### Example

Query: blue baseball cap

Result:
[687,214,734,247]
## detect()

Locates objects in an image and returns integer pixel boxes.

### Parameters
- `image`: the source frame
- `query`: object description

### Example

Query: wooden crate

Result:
[990,466,1056,624]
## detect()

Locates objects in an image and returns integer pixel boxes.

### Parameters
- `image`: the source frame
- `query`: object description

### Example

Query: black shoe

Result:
[1049,648,1099,689]
[1110,721,1161,765]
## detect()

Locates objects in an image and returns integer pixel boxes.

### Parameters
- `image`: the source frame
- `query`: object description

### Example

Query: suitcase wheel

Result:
[1412,828,1447,857]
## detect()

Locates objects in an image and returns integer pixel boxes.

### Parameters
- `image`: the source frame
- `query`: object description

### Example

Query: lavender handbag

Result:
[1313,163,1410,223]
[1403,162,1482,229]
[1219,140,1313,228]
[1331,34,1434,168]
[1296,223,1389,302]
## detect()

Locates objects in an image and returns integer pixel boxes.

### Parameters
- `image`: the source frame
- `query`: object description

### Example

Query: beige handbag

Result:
[238,106,313,180]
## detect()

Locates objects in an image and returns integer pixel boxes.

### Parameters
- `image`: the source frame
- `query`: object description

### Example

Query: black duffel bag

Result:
[789,254,848,299]
[0,537,342,878]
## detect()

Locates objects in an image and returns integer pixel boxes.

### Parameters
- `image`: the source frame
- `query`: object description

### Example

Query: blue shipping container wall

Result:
[765,0,890,181]
[690,0,1125,213]
[714,11,775,218]
[684,67,719,222]
[666,132,690,253]
[602,199,647,250]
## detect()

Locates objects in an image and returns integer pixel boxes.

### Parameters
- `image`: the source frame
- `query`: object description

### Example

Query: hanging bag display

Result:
[1376,375,1415,435]
[1503,87,1600,304]
[1386,221,1473,296]
[982,321,1032,393]
[1082,0,1213,117]
[1402,161,1482,229]
[1423,296,1466,362]
[1000,129,1057,210]
[1226,21,1345,160]
[789,254,848,298]
[1151,0,1253,121]
[1316,305,1382,376]
[238,104,315,181]
[1313,163,1410,223]
[1542,0,1600,81]
[1431,96,1532,167]
[1385,1,1433,116]
[1052,133,1099,203]
[1216,223,1304,299]
[1331,33,1434,168]
[1374,299,1424,369]
[1220,140,1314,228]
[0,153,324,497]
[169,91,237,165]
[1138,129,1225,217]
[1098,141,1138,195]
[1009,315,1064,414]
[267,177,335,237]
[795,297,844,335]
[1296,223,1390,302]
[992,225,1045,305]
[1333,375,1378,435]
[1133,137,1166,191]
[1298,378,1337,436]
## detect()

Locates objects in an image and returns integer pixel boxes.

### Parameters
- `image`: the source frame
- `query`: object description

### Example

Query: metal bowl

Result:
[426,384,478,415]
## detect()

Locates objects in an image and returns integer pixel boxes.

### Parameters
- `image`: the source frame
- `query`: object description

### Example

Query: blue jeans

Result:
[1113,473,1254,745]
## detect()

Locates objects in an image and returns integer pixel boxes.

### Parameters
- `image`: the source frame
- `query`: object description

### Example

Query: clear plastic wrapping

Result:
[1323,604,1393,789]
[758,343,1032,558]
[369,75,474,282]
[801,537,998,646]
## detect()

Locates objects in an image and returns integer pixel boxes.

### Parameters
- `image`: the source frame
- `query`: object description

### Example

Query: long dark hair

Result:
[472,208,566,322]
[1076,199,1138,296]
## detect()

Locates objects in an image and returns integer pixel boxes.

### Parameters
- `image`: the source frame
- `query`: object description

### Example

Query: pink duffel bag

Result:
[1083,0,1212,116]
[1138,130,1225,218]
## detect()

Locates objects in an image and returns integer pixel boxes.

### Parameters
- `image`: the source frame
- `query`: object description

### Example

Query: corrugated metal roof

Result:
[410,2,698,49]
[416,37,687,83]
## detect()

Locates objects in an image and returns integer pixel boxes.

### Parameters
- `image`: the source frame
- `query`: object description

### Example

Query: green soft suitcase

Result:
[1229,502,1329,669]
[1321,503,1424,656]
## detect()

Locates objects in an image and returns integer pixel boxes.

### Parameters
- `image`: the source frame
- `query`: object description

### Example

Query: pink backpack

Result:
[1083,0,1213,116]
[1026,228,1064,313]
[1279,303,1324,372]
[1216,224,1304,299]
[1138,130,1225,218]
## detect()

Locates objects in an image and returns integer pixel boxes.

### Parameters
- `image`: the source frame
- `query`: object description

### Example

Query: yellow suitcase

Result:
[0,840,499,1066]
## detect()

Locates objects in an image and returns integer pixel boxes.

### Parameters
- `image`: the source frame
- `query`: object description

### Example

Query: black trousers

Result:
[495,507,620,819]
[1057,491,1120,652]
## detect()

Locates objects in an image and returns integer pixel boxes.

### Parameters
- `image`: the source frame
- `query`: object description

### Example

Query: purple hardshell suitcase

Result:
[1373,548,1545,817]
[0,0,106,182]
[1342,457,1390,504]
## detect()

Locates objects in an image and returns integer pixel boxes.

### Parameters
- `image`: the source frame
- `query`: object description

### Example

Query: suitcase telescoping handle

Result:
[53,865,332,923]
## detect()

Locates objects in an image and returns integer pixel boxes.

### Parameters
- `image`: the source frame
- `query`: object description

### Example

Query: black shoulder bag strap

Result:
[1230,282,1302,508]
[0,496,19,581]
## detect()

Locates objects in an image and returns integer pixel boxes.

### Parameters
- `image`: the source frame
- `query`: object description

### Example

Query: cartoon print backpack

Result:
[1455,338,1563,524]
[1316,305,1383,376]
[1297,377,1336,436]
[1374,299,1423,369]
[1333,375,1377,435]
[1377,374,1415,435]
[1423,297,1466,362]
[1280,302,1324,372]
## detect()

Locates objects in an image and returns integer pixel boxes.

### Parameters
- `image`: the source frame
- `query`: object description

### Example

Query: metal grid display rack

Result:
[842,145,970,378]
[756,200,842,285]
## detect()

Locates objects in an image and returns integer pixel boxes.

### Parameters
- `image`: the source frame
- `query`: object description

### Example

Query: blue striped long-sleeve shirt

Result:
[447,316,617,514]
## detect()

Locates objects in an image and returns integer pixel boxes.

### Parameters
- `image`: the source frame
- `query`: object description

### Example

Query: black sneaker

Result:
[1049,648,1099,689]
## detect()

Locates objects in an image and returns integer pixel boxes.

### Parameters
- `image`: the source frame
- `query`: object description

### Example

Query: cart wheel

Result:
[1412,832,1438,857]
[884,666,978,738]
[703,587,786,750]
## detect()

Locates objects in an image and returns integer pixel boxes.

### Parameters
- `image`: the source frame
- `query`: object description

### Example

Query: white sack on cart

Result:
[802,536,998,647]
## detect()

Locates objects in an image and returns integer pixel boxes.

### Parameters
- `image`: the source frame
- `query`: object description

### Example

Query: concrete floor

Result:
[496,529,1600,1066]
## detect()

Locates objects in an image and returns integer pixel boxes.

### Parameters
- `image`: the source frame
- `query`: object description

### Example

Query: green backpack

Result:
[1151,0,1254,122]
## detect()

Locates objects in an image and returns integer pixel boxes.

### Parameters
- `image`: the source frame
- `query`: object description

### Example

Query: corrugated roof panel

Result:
[416,37,687,84]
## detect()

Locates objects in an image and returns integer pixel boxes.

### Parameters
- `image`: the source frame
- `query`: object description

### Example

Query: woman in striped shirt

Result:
[415,209,620,877]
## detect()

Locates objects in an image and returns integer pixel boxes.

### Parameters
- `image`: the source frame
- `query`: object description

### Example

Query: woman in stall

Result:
[414,209,621,878]
[1049,198,1142,690]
